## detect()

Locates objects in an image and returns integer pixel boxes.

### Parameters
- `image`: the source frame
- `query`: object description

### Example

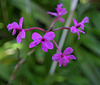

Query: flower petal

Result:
[47,12,57,16]
[63,47,73,55]
[71,26,77,33]
[32,32,42,40]
[17,35,21,43]
[43,32,55,41]
[82,16,89,23]
[58,17,65,22]
[29,40,40,48]
[80,24,85,30]
[45,41,53,49]
[78,29,85,34]
[77,32,80,40]
[59,8,67,16]
[7,22,19,31]
[58,58,63,67]
[57,4,63,8]
[67,55,76,60]
[19,17,23,28]
[12,29,16,35]
[41,43,48,52]
[11,22,19,28]
[7,23,13,31]
[19,29,25,38]
[73,19,78,26]
[63,60,67,67]
[52,53,61,61]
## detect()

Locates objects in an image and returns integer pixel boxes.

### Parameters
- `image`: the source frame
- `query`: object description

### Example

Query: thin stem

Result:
[17,48,20,62]
[53,27,70,32]
[24,27,46,33]
[52,40,62,54]
[47,18,58,32]
[50,18,58,28]
[7,58,26,85]
[7,48,26,85]
[7,49,34,85]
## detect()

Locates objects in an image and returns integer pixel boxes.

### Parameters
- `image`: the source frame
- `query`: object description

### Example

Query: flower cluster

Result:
[7,17,25,43]
[71,17,89,40]
[7,4,89,67]
[47,4,68,22]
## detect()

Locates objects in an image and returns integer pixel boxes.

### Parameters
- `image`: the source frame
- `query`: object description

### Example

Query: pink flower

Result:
[52,47,76,67]
[29,32,55,52]
[47,4,68,22]
[71,16,89,40]
[7,17,25,43]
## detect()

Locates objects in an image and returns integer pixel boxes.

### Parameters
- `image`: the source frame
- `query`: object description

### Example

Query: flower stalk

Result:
[7,1,89,77]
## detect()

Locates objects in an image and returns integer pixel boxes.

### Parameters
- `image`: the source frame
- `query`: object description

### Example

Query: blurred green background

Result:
[0,0,100,85]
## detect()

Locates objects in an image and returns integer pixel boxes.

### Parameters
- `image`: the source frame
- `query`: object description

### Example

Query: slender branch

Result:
[49,0,79,75]
[7,49,26,85]
[53,27,70,32]
[7,49,34,85]
[24,27,46,33]
[7,58,26,85]
[52,40,62,54]
[17,48,20,62]
[47,18,58,32]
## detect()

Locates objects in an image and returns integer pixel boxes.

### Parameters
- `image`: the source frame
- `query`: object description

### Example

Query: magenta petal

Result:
[7,22,19,31]
[80,24,85,30]
[45,41,53,49]
[29,40,40,48]
[41,43,48,52]
[32,32,42,40]
[78,29,85,34]
[12,29,16,35]
[57,4,63,8]
[43,32,55,41]
[71,26,77,33]
[73,19,78,26]
[20,29,25,38]
[63,47,73,55]
[58,59,63,67]
[77,32,80,40]
[63,60,67,67]
[58,17,65,22]
[11,22,19,28]
[7,24,13,31]
[19,17,23,28]
[82,16,89,23]
[67,55,76,59]
[47,12,57,16]
[17,35,21,43]
[52,53,61,61]
[59,8,67,15]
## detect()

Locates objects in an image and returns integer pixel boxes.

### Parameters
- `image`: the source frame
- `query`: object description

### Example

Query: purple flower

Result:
[29,32,55,52]
[71,16,89,40]
[52,47,76,67]
[47,4,68,22]
[7,17,25,43]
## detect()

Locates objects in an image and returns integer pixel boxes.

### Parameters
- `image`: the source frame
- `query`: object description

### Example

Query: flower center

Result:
[61,54,64,58]
[41,38,45,42]
[76,24,81,28]
[16,27,22,31]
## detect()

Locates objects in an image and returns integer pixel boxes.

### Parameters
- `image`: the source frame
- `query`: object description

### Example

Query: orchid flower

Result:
[7,17,25,43]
